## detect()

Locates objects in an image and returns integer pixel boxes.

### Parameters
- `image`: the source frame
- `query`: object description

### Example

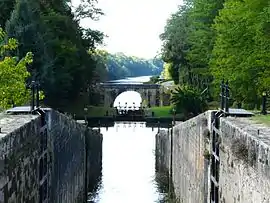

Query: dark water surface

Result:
[87,122,171,203]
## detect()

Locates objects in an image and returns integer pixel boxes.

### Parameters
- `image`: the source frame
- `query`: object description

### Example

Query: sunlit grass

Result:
[251,114,270,126]
[150,106,184,119]
[150,106,173,117]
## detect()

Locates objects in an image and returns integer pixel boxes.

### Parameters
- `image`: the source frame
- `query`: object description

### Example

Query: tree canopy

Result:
[0,28,32,109]
[161,0,270,108]
[1,0,104,110]
[92,50,164,80]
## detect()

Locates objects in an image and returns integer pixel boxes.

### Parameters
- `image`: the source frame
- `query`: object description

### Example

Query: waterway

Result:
[87,122,172,203]
[87,75,173,202]
[107,75,153,84]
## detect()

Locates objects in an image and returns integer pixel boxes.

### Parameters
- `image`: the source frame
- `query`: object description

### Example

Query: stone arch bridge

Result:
[99,83,171,107]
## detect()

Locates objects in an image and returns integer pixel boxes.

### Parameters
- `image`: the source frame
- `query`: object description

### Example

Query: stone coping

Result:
[222,117,270,148]
[0,114,39,140]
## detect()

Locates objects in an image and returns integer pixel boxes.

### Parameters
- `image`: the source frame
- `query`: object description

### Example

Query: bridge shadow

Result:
[85,118,175,129]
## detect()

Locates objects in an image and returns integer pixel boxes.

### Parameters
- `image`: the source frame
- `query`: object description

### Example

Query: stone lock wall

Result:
[172,112,211,203]
[156,111,270,203]
[219,118,270,203]
[86,129,102,193]
[155,128,171,173]
[0,109,103,203]
[155,112,212,203]
[0,114,43,203]
[46,110,87,203]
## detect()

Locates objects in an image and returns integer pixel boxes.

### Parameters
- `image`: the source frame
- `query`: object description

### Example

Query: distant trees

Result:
[161,0,270,109]
[92,50,164,80]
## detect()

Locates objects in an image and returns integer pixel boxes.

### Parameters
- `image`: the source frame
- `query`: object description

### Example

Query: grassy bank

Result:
[251,114,270,126]
[150,106,173,117]
[150,106,183,119]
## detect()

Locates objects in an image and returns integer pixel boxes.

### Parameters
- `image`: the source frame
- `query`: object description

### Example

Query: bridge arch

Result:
[113,91,142,109]
[100,83,163,107]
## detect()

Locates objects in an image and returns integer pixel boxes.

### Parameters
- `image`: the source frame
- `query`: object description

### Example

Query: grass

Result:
[150,106,183,118]
[250,114,270,126]
[150,106,173,117]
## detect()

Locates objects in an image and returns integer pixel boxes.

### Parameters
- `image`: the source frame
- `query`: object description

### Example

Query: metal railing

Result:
[220,80,230,114]
[30,80,41,111]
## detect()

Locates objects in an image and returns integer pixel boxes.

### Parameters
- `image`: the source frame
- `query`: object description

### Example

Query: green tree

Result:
[0,28,32,109]
[5,0,105,110]
[0,0,16,27]
[161,62,172,80]
[160,4,191,84]
[210,0,270,107]
[160,0,224,90]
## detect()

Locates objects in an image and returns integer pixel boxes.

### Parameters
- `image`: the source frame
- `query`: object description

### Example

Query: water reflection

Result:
[108,76,153,84]
[87,122,172,203]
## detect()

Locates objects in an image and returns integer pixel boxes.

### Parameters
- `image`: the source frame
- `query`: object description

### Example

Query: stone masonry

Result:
[219,118,270,203]
[156,112,211,203]
[155,128,171,173]
[156,111,270,203]
[172,112,211,203]
[0,114,41,203]
[47,110,87,203]
[0,109,103,203]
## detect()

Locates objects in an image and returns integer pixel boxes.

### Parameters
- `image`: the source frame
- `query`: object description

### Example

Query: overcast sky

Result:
[72,0,182,58]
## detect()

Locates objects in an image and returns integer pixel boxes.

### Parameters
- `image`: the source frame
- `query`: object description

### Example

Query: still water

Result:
[88,122,170,203]
[108,75,153,84]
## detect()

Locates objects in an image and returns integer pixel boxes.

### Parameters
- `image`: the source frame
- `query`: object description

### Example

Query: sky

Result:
[72,0,182,59]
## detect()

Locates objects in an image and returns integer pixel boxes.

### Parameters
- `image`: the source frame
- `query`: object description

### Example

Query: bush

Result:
[0,27,32,109]
[171,85,207,118]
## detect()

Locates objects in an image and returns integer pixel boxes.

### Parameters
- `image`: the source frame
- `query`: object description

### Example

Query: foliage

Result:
[150,106,184,118]
[0,0,15,27]
[160,0,222,92]
[92,50,164,80]
[161,0,270,109]
[144,76,161,84]
[251,114,270,126]
[149,76,160,84]
[0,28,32,109]
[210,0,270,106]
[171,85,207,117]
[161,62,172,80]
[1,0,105,111]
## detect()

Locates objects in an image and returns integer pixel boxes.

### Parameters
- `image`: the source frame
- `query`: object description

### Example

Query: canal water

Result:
[87,122,172,203]
[107,75,153,84]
